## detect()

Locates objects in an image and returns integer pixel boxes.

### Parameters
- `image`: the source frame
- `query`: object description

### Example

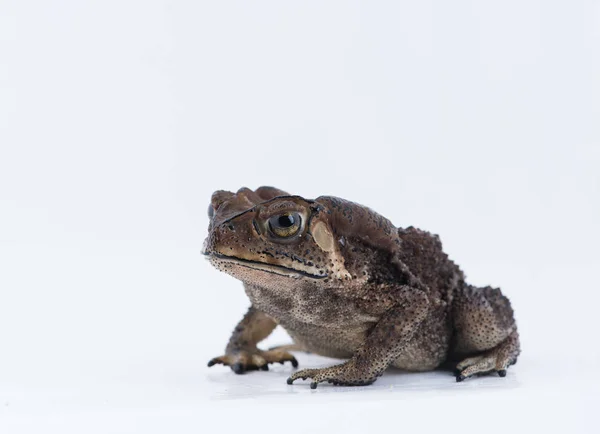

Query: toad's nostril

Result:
[227,223,235,230]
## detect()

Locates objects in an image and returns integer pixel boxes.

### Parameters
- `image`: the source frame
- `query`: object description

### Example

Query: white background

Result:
[1,1,599,433]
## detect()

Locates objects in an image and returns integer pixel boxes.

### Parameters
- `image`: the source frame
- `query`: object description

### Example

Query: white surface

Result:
[1,1,599,433]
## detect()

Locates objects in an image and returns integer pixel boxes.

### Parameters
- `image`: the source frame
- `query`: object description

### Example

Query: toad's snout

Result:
[202,218,250,259]
[201,236,210,256]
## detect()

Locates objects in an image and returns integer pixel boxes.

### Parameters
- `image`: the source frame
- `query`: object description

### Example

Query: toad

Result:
[203,187,520,388]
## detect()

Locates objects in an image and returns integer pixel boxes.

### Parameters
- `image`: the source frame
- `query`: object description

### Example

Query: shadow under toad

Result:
[206,359,521,401]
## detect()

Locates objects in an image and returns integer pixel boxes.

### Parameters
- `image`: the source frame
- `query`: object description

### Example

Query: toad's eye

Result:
[268,212,301,238]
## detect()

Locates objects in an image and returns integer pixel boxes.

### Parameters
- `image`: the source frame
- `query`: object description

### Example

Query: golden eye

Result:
[268,213,301,238]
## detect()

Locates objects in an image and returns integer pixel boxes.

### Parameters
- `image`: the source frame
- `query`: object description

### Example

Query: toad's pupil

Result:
[278,215,295,228]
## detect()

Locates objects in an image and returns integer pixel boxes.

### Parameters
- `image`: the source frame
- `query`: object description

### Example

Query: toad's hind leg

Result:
[452,285,520,381]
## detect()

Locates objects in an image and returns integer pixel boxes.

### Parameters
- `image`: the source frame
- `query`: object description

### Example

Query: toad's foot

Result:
[455,331,520,382]
[208,348,298,374]
[286,361,379,389]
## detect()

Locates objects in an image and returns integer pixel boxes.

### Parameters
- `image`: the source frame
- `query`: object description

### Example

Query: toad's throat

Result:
[207,253,328,279]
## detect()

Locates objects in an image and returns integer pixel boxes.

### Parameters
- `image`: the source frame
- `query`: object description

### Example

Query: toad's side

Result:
[203,186,520,388]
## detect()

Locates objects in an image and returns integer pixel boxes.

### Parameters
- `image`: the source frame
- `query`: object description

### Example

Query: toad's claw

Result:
[208,348,298,374]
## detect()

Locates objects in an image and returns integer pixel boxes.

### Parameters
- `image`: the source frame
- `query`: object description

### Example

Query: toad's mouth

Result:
[204,253,327,279]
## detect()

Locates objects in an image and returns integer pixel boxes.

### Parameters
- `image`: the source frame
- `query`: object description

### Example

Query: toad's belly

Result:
[282,317,451,370]
[244,283,379,358]
[281,321,372,359]
[244,283,452,370]
[280,296,452,371]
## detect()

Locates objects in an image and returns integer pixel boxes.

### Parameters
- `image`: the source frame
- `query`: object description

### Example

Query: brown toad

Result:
[203,186,520,388]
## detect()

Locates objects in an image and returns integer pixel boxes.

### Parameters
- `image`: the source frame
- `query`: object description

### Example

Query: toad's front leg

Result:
[287,288,431,388]
[208,306,298,373]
